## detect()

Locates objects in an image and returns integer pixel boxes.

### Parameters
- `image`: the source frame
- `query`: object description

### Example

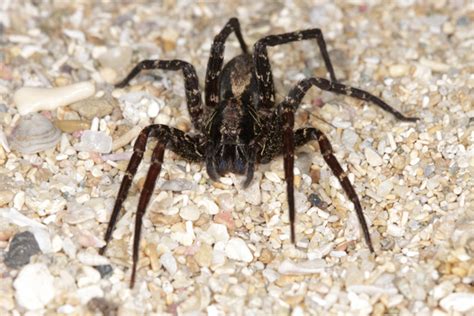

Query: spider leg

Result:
[99,125,204,287]
[280,97,374,251]
[115,60,205,130]
[285,77,419,121]
[205,17,248,108]
[294,127,374,252]
[253,29,337,108]
[279,75,419,249]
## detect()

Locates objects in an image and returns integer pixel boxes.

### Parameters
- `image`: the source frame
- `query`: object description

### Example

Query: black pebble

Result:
[4,231,41,269]
[308,193,329,210]
[94,264,113,278]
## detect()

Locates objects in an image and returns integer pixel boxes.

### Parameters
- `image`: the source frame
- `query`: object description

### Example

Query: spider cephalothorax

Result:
[99,18,418,287]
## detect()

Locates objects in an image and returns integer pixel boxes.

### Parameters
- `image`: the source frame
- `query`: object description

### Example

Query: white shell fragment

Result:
[439,293,474,313]
[225,237,253,263]
[14,81,95,115]
[13,263,55,311]
[278,259,327,275]
[9,113,61,154]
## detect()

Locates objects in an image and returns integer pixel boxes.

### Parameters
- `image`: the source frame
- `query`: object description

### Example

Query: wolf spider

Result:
[99,18,418,287]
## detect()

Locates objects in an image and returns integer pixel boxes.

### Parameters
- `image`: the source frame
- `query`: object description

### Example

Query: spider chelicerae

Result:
[99,18,418,287]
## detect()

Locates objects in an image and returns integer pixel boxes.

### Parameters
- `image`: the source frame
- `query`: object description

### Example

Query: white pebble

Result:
[262,268,279,283]
[440,293,474,313]
[77,251,109,265]
[171,221,195,246]
[76,285,104,304]
[389,64,410,77]
[179,205,201,221]
[57,304,76,314]
[76,130,113,153]
[377,180,394,197]
[147,100,160,118]
[212,242,227,267]
[387,223,405,237]
[197,196,220,215]
[241,173,262,205]
[97,46,132,71]
[342,129,359,149]
[364,147,383,166]
[264,171,281,183]
[14,81,95,115]
[13,263,55,310]
[13,191,25,210]
[225,237,253,263]
[348,292,372,312]
[278,259,327,275]
[160,252,178,275]
[112,125,142,151]
[207,223,229,243]
[77,266,101,287]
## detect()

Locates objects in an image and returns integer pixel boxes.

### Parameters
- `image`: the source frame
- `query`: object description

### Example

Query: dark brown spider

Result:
[99,18,418,287]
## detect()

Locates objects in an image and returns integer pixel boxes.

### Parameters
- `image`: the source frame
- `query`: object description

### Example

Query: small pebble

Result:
[14,81,95,115]
[54,119,91,133]
[87,297,117,316]
[69,97,115,119]
[179,205,200,221]
[13,263,55,310]
[75,130,113,153]
[93,265,113,278]
[77,266,101,287]
[160,252,178,275]
[161,179,196,191]
[364,147,383,166]
[389,64,410,77]
[439,292,474,313]
[76,285,104,304]
[207,223,229,243]
[112,125,142,151]
[194,243,213,267]
[97,46,132,72]
[259,248,274,264]
[278,259,327,275]
[241,173,262,205]
[225,237,253,263]
[4,231,41,269]
[0,190,14,206]
[342,129,359,149]
[308,193,329,210]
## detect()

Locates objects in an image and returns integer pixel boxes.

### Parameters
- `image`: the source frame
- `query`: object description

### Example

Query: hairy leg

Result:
[273,76,417,247]
[253,29,337,108]
[283,77,418,121]
[99,125,204,287]
[116,59,205,130]
[205,17,248,108]
[294,127,374,252]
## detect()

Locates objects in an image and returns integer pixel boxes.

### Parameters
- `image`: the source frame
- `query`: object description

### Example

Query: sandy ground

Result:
[0,1,472,315]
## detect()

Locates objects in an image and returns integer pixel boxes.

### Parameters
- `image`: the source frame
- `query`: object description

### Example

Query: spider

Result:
[99,18,418,287]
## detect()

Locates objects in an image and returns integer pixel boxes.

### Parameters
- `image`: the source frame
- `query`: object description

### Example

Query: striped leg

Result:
[99,125,204,287]
[205,17,248,108]
[115,59,205,130]
[253,29,338,108]
[294,127,374,252]
[283,77,419,121]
